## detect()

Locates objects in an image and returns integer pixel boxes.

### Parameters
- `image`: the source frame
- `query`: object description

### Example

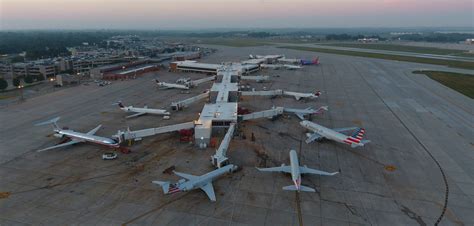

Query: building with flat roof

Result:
[170,60,259,75]
[194,64,241,147]
[170,61,221,74]
[102,64,160,80]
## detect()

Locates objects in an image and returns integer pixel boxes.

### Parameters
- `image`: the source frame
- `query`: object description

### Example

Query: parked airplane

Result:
[283,64,303,70]
[284,90,322,100]
[249,54,258,59]
[249,54,276,59]
[115,101,170,119]
[300,120,370,148]
[301,57,320,65]
[256,150,338,192]
[152,164,237,201]
[278,58,301,64]
[155,79,190,90]
[35,117,120,152]
[260,64,282,70]
[284,106,328,120]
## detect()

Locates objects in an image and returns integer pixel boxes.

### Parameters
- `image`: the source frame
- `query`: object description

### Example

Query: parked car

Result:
[102,152,117,160]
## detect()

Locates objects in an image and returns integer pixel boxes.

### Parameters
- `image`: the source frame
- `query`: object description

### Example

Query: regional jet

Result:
[35,117,120,152]
[278,58,301,64]
[284,106,328,120]
[300,120,370,148]
[155,79,190,90]
[284,90,321,101]
[256,150,338,192]
[152,164,237,201]
[115,101,170,119]
[260,64,282,70]
[283,64,303,70]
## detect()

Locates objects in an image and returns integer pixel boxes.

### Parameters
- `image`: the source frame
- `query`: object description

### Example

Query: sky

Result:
[1,0,473,30]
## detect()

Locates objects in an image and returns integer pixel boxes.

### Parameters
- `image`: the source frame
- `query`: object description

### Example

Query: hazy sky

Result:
[1,0,473,30]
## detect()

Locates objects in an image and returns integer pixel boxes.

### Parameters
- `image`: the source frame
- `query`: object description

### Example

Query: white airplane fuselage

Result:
[179,164,234,191]
[157,81,189,90]
[284,91,319,100]
[289,150,302,190]
[55,129,119,147]
[283,64,302,70]
[120,106,169,115]
[300,120,365,147]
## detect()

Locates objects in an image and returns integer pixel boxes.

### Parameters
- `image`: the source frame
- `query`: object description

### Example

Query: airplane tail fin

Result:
[348,128,370,147]
[351,128,366,140]
[152,181,171,194]
[282,185,315,192]
[313,57,320,65]
[314,91,322,97]
[35,117,60,129]
[112,100,125,108]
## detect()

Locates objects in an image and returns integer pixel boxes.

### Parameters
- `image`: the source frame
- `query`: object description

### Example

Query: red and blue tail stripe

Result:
[343,128,365,144]
[168,186,181,194]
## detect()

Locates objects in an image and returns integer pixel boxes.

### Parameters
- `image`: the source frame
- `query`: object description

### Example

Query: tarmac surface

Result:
[0,45,473,225]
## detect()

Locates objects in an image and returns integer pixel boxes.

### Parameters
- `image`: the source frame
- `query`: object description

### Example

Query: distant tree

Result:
[0,78,8,90]
[35,74,45,81]
[248,32,273,38]
[10,56,24,63]
[13,77,21,87]
[24,75,34,84]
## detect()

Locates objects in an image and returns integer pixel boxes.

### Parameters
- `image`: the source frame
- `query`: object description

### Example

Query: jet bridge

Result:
[240,89,283,96]
[171,91,210,110]
[238,107,284,121]
[241,89,316,100]
[211,123,235,168]
[188,76,216,87]
[115,121,195,141]
[240,75,270,82]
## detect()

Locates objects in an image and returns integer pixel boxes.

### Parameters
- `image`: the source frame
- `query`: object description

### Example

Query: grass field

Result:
[413,70,474,98]
[318,43,472,57]
[279,46,474,70]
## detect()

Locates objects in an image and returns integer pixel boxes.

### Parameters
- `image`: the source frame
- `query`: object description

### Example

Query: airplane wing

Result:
[126,112,147,119]
[256,165,291,173]
[333,127,359,133]
[295,112,306,120]
[36,139,84,152]
[299,166,339,176]
[199,182,216,201]
[173,171,199,180]
[305,133,323,144]
[86,124,102,135]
